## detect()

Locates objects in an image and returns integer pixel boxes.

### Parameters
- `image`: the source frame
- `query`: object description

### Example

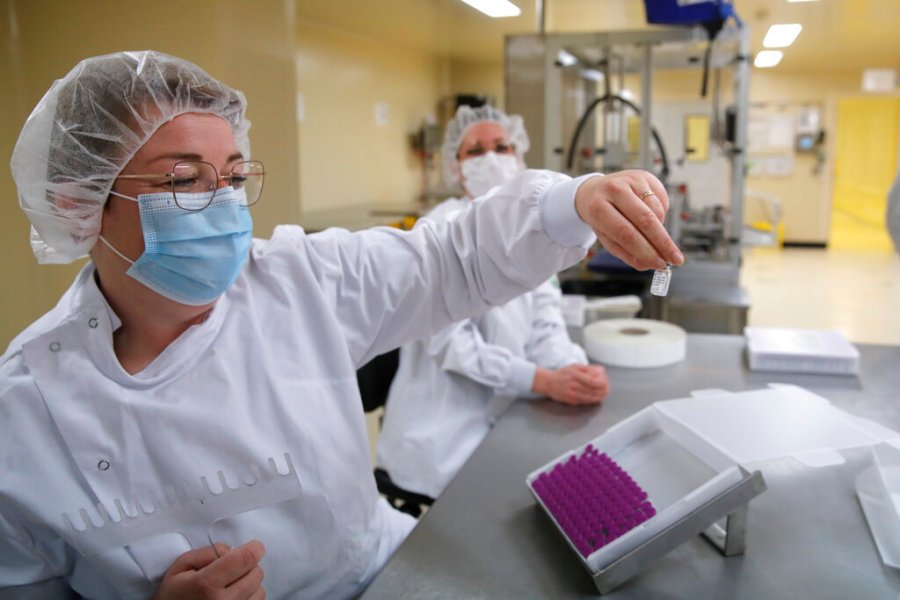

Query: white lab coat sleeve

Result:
[302,169,596,367]
[0,577,76,599]
[888,171,900,253]
[0,356,71,596]
[0,517,63,596]
[423,320,537,398]
[524,280,589,370]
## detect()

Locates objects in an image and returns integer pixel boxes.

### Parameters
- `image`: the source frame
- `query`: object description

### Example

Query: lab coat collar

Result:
[43,262,231,388]
[18,265,237,554]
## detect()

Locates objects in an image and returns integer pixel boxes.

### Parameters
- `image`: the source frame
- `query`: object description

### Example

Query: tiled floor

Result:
[740,246,900,346]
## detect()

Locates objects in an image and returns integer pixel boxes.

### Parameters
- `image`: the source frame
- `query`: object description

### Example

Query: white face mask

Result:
[460,152,523,198]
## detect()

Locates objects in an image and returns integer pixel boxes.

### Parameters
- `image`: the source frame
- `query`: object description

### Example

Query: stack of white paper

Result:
[744,326,860,375]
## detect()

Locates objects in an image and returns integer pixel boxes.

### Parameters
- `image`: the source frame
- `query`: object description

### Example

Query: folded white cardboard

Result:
[856,442,900,569]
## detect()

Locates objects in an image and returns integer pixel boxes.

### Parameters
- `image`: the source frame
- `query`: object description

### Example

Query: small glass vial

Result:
[650,264,672,297]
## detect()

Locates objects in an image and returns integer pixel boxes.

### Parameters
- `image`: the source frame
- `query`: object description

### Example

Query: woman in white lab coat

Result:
[0,52,682,599]
[376,106,610,502]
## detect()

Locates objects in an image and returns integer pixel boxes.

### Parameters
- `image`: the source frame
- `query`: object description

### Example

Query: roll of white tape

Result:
[583,318,687,368]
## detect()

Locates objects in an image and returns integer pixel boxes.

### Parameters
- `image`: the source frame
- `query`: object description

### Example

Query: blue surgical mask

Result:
[99,187,253,305]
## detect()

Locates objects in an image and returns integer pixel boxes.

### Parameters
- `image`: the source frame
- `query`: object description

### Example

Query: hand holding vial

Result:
[574,171,684,272]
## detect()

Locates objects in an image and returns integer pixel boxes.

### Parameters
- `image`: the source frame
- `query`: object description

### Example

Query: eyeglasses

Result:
[459,142,515,159]
[116,160,265,211]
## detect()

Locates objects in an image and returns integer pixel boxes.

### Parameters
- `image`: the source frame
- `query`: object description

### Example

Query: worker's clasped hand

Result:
[575,170,685,271]
[153,540,266,600]
[534,364,609,406]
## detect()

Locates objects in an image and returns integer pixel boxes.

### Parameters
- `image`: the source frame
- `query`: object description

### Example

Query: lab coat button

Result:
[88,317,99,328]
[49,341,61,352]
[97,459,110,471]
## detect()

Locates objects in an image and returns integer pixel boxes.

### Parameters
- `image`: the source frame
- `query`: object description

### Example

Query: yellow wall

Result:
[297,17,447,214]
[747,70,900,245]
[449,59,505,109]
[0,0,299,347]
[546,0,646,31]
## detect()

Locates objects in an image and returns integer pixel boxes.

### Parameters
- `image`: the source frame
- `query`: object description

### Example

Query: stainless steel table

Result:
[360,334,900,599]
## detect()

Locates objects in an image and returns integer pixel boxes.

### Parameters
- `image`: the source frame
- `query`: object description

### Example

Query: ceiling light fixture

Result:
[763,24,802,48]
[459,0,521,18]
[754,50,784,68]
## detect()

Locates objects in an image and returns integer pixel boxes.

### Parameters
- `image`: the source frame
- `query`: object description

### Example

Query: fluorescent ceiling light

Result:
[580,69,604,82]
[763,24,802,48]
[754,50,783,68]
[459,0,521,17]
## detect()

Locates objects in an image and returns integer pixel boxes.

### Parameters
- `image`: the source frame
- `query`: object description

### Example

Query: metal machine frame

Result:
[591,467,766,594]
[505,26,752,333]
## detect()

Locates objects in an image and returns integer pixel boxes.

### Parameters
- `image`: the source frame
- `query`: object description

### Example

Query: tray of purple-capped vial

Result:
[527,405,767,594]
[530,444,657,559]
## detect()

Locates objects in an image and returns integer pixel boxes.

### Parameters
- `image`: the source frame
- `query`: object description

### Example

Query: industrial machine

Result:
[505,7,751,334]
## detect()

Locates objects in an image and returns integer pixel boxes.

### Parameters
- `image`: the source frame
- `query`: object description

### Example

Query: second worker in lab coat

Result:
[376,106,610,501]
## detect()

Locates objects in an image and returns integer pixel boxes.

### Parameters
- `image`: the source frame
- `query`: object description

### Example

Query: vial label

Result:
[650,265,671,296]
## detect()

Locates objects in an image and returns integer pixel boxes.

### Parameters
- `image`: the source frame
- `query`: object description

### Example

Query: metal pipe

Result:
[730,27,750,258]
[536,0,545,35]
[639,44,653,170]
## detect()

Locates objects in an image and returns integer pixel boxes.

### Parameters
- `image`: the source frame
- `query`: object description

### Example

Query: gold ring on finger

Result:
[639,190,655,201]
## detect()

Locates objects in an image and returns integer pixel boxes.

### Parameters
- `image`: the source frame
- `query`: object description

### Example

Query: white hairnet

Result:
[441,104,530,188]
[10,50,250,264]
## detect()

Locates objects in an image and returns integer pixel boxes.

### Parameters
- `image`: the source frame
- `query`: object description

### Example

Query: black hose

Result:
[564,94,670,181]
[701,42,712,98]
[700,19,726,99]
